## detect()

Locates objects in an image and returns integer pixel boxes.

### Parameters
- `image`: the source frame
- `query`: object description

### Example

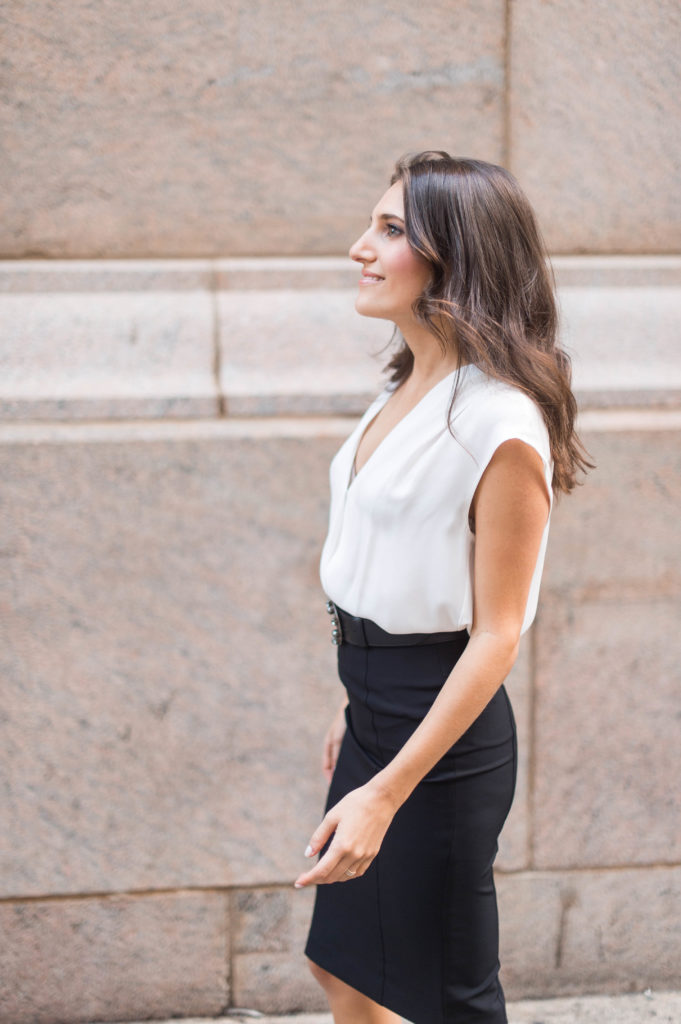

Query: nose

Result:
[349,226,374,263]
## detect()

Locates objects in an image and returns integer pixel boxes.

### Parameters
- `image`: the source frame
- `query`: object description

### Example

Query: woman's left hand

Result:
[294,779,397,888]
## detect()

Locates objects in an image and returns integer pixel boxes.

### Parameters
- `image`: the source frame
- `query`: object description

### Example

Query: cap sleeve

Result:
[459,384,554,515]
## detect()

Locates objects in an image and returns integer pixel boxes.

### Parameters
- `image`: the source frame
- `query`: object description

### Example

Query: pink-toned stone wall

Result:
[1,1,680,1017]
[2,1,679,258]
[1,256,680,1020]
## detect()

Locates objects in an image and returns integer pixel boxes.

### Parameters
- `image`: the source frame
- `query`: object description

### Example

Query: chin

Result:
[355,296,391,320]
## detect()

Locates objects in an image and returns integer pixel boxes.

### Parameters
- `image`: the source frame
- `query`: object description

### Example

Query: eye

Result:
[385,223,403,238]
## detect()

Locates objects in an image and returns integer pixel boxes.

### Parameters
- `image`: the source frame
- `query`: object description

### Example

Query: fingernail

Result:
[304,845,314,858]
[294,882,304,889]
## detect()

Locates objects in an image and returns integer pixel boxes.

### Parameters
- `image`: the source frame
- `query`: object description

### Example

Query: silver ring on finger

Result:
[344,867,357,877]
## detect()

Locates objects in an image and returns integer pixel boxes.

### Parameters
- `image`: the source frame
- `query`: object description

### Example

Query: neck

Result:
[397,319,461,386]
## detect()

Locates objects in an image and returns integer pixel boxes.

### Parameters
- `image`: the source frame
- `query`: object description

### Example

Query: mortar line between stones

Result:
[2,862,680,906]
[503,0,513,167]
[210,261,228,417]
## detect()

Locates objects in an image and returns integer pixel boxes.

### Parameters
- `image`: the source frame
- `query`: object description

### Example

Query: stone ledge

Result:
[0,407,680,447]
[0,256,679,420]
[2,256,679,292]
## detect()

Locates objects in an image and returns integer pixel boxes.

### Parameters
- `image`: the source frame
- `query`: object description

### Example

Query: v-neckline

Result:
[347,366,469,491]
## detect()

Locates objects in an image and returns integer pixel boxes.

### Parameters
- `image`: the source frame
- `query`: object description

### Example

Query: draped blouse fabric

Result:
[319,364,553,636]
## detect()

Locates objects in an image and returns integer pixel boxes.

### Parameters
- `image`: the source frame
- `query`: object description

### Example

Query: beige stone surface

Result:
[561,285,681,404]
[218,286,387,415]
[1,1,504,258]
[0,891,228,1023]
[510,0,681,252]
[543,427,681,595]
[532,419,681,874]
[0,430,345,896]
[231,886,325,1013]
[0,288,217,420]
[3,257,680,422]
[532,597,681,869]
[0,259,214,293]
[499,868,681,998]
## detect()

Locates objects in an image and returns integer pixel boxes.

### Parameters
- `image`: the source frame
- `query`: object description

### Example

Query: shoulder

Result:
[448,368,553,495]
[453,368,549,454]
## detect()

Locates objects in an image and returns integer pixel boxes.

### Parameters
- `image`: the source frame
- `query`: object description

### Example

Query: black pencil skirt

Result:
[304,624,517,1024]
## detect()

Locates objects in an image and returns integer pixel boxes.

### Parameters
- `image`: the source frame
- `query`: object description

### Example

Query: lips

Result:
[359,272,384,284]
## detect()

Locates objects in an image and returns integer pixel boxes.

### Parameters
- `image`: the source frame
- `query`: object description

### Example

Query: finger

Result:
[295,836,349,888]
[325,851,367,885]
[303,811,338,860]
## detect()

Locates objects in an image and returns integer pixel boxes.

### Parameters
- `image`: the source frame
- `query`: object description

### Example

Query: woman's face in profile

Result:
[349,181,431,328]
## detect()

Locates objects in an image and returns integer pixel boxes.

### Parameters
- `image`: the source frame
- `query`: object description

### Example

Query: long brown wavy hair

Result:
[386,151,591,494]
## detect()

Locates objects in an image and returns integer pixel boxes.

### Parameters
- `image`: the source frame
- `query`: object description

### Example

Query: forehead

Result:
[371,180,404,218]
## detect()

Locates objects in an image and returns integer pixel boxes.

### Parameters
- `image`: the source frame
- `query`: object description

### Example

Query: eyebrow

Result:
[371,212,405,223]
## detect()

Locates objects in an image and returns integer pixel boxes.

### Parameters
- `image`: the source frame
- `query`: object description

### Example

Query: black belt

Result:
[325,600,466,648]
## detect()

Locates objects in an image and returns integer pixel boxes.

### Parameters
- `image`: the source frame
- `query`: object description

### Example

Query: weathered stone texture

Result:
[231,887,326,1013]
[532,428,681,869]
[0,431,345,896]
[0,288,217,420]
[218,286,387,415]
[561,284,681,404]
[1,0,505,258]
[499,867,681,998]
[543,428,681,596]
[0,891,228,1023]
[510,0,681,252]
[533,598,681,870]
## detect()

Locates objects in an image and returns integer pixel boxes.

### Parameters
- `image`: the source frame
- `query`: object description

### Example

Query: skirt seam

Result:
[441,751,457,1023]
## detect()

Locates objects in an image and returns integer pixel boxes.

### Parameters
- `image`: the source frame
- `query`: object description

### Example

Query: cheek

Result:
[389,247,430,294]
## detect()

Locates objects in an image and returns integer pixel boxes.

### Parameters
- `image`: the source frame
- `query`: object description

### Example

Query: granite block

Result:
[0,428,347,895]
[532,598,681,870]
[0,289,217,420]
[0,891,228,1023]
[553,255,681,289]
[217,287,387,414]
[542,427,681,596]
[2,0,505,258]
[499,867,681,998]
[2,257,680,421]
[498,872,563,994]
[232,886,325,1013]
[510,0,681,252]
[232,952,327,1014]
[231,888,291,954]
[215,257,360,292]
[561,286,681,401]
[557,868,681,993]
[0,259,214,293]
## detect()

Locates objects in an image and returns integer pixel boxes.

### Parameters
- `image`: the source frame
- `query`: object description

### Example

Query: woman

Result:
[294,152,590,1024]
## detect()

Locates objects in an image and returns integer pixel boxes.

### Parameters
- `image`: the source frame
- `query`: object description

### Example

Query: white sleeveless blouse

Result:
[320,364,553,635]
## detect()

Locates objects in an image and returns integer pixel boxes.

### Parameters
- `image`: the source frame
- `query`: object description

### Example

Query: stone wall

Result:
[2,0,680,258]
[1,0,680,1021]
[1,257,680,1020]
